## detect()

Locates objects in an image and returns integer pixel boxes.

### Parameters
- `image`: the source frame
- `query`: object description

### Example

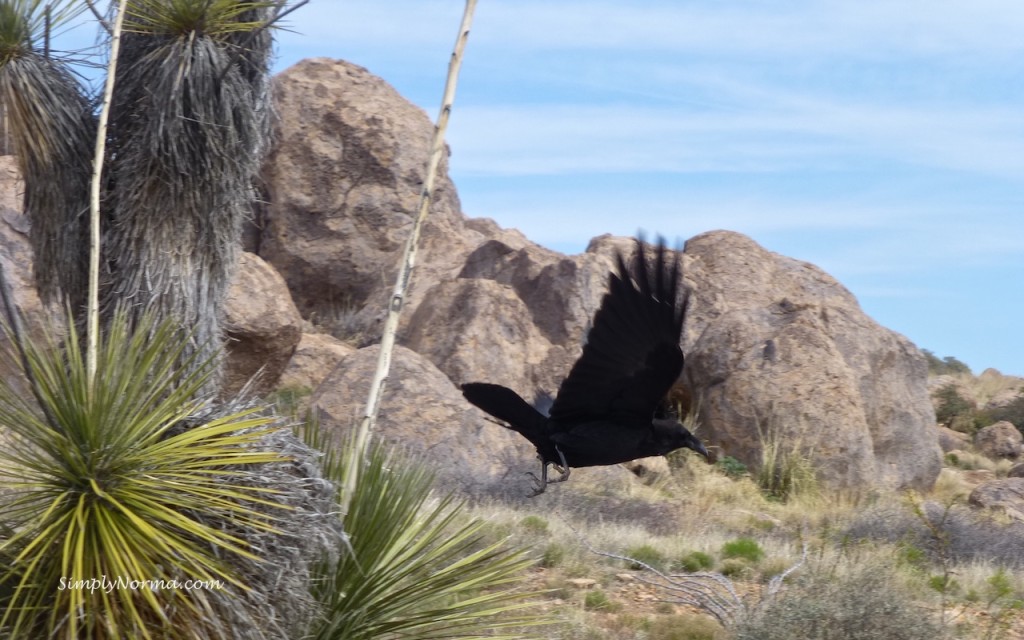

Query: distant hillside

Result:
[925,350,1024,434]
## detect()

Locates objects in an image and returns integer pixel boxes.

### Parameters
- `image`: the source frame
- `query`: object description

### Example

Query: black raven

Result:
[461,237,708,496]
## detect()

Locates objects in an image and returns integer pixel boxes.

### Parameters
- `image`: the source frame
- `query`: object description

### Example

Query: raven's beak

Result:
[689,437,710,461]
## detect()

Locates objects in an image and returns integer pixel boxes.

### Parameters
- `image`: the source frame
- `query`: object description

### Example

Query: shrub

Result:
[714,455,748,479]
[626,543,669,570]
[541,543,567,568]
[844,501,1024,569]
[647,613,725,640]
[520,515,550,534]
[934,383,977,431]
[721,538,764,563]
[733,560,948,640]
[584,589,615,611]
[923,350,972,376]
[677,551,715,572]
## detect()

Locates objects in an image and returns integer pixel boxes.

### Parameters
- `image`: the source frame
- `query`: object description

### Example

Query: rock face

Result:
[309,344,538,493]
[973,421,1023,460]
[222,252,303,396]
[681,230,942,491]
[969,478,1024,522]
[278,332,354,392]
[937,426,971,454]
[256,58,482,327]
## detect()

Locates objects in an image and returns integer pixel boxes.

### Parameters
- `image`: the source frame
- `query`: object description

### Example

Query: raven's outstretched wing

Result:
[548,238,685,425]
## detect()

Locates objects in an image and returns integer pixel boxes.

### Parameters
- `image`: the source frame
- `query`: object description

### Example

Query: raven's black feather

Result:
[461,237,707,496]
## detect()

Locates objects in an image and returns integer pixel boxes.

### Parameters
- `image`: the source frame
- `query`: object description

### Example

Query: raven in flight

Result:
[461,237,709,496]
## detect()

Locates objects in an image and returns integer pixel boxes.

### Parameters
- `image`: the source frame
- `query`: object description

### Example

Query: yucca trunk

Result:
[102,1,273,391]
[0,19,95,310]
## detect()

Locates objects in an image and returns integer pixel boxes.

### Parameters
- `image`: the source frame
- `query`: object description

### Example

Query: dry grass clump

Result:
[733,555,950,640]
[843,499,1024,569]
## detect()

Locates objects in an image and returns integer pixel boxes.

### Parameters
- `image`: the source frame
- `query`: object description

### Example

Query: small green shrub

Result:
[676,551,714,572]
[540,543,566,568]
[647,613,725,640]
[714,455,748,479]
[719,558,752,578]
[934,383,977,431]
[625,543,668,570]
[520,515,549,534]
[721,538,764,563]
[583,589,615,611]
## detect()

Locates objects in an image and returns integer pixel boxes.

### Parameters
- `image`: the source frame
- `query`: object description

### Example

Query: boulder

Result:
[309,344,537,493]
[973,421,1023,460]
[222,252,303,396]
[937,426,972,453]
[403,277,573,399]
[985,387,1024,410]
[257,58,483,326]
[681,230,942,491]
[278,332,354,393]
[968,478,1024,522]
[1008,463,1024,478]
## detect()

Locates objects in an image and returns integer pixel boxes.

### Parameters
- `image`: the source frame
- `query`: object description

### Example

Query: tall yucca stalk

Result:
[0,308,300,639]
[101,0,275,391]
[0,0,94,311]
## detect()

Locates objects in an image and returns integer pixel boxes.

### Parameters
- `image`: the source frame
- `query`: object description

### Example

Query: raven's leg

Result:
[525,459,550,497]
[547,446,571,484]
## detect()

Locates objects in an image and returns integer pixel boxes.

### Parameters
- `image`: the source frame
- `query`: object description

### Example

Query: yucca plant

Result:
[0,307,337,639]
[0,0,95,311]
[301,422,550,640]
[100,0,277,390]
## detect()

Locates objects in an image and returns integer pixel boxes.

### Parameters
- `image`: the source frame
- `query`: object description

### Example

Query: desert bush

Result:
[677,550,715,572]
[520,515,550,534]
[935,383,979,432]
[721,538,764,563]
[583,589,620,612]
[714,455,748,479]
[541,542,567,568]
[733,559,948,640]
[844,500,1024,569]
[626,543,669,570]
[647,613,725,640]
[924,350,972,376]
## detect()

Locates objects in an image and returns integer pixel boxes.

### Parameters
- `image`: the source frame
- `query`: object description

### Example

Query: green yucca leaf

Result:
[0,309,299,639]
[0,0,84,62]
[124,0,276,37]
[302,432,553,640]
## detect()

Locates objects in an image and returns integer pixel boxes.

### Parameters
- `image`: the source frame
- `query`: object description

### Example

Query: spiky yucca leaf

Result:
[0,308,293,639]
[124,0,276,37]
[301,423,550,640]
[0,0,95,309]
[0,0,84,63]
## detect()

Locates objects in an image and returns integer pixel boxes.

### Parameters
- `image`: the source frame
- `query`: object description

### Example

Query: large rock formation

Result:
[256,58,484,329]
[681,230,942,491]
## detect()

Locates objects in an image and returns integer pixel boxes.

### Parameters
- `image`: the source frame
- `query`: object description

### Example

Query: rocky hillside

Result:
[0,58,954,497]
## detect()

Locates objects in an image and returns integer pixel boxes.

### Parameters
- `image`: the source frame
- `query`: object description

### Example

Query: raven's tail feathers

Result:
[461,382,548,445]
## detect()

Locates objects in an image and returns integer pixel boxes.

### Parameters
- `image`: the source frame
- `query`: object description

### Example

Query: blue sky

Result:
[65,2,1024,376]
